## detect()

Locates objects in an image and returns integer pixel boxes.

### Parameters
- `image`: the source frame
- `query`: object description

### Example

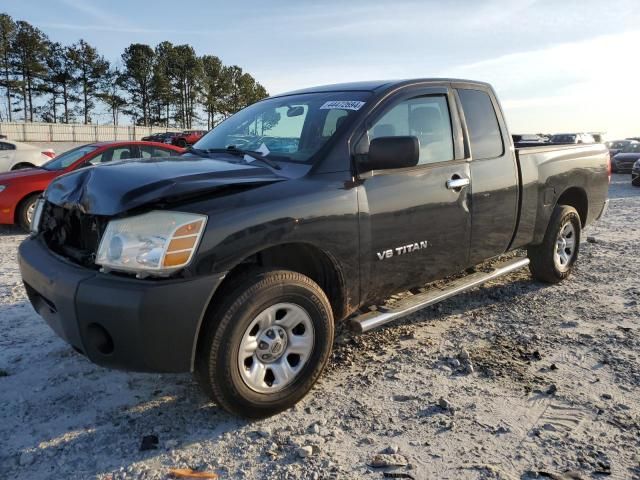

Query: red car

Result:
[172,130,207,147]
[0,141,183,230]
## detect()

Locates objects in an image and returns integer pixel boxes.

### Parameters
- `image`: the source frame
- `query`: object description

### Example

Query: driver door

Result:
[357,87,472,303]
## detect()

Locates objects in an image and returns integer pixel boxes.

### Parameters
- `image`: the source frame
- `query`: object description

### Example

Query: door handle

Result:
[446,176,470,190]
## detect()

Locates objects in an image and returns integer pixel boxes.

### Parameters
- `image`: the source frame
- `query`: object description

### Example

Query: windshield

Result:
[194,91,371,163]
[608,141,629,149]
[623,143,640,153]
[42,145,98,171]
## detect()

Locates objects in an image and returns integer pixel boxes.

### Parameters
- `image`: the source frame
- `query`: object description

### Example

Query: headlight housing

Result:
[96,211,207,277]
[30,198,45,234]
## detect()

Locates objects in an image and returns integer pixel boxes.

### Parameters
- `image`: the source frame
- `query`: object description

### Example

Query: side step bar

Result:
[350,257,530,333]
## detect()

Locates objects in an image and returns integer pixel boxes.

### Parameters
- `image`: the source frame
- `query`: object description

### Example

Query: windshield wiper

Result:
[201,146,282,170]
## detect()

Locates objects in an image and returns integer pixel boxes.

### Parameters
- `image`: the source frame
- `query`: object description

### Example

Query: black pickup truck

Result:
[18,79,609,418]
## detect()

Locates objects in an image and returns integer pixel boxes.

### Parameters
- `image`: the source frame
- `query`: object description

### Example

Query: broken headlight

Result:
[96,211,207,277]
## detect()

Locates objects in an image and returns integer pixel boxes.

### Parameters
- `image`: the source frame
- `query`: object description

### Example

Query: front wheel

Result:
[195,270,334,418]
[17,193,40,231]
[527,205,581,283]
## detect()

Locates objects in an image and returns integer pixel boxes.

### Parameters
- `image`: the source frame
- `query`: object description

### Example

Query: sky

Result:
[3,0,640,138]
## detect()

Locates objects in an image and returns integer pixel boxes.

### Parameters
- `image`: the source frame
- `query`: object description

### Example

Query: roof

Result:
[271,78,490,98]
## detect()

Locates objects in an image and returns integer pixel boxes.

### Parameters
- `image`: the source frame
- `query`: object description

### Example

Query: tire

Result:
[177,139,187,148]
[527,205,581,283]
[195,269,334,418]
[17,193,40,232]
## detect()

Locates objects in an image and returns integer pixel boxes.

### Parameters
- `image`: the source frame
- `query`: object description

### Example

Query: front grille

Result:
[40,202,108,268]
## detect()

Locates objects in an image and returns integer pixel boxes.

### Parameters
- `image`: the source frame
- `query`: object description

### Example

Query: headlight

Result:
[96,211,207,277]
[30,198,45,234]
[0,185,6,193]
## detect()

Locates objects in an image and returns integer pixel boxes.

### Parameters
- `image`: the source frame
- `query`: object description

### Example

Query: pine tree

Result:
[0,14,16,122]
[120,43,155,126]
[11,20,48,122]
[68,39,109,124]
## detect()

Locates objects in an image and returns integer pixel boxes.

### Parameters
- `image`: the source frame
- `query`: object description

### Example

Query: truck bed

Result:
[510,143,609,250]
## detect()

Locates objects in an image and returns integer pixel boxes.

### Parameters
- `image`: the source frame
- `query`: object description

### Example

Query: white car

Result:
[0,140,55,172]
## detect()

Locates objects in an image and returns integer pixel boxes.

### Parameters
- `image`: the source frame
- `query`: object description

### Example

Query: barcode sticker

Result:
[320,100,365,111]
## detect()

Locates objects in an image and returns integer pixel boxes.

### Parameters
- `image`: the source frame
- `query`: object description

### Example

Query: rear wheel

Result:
[527,205,581,283]
[17,193,40,231]
[177,138,187,148]
[195,269,334,418]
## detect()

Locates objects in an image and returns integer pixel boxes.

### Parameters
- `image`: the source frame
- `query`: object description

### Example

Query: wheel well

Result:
[556,187,588,227]
[211,243,347,321]
[14,191,42,223]
[11,163,36,170]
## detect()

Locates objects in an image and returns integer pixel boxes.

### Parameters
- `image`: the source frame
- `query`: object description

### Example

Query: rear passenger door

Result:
[356,86,472,302]
[454,84,519,264]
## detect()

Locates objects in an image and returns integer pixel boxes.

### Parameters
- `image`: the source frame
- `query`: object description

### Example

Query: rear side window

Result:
[0,142,15,150]
[141,145,175,158]
[458,89,503,159]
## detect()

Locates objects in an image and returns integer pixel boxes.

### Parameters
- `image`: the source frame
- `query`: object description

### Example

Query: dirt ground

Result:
[1,174,638,480]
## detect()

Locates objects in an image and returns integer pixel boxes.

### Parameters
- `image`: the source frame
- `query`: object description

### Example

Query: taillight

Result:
[42,150,55,159]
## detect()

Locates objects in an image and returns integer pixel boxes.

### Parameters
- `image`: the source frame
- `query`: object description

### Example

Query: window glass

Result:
[195,91,371,163]
[458,89,503,159]
[89,146,135,165]
[623,143,640,153]
[141,145,175,158]
[322,109,349,136]
[42,145,98,170]
[367,95,454,165]
[0,142,15,151]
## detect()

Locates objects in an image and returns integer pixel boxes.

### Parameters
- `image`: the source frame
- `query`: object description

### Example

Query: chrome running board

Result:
[350,257,530,333]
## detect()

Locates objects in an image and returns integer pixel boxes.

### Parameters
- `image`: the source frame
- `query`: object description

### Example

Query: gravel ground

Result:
[1,174,639,480]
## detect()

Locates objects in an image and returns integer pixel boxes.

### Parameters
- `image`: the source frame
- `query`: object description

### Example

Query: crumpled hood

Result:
[45,155,285,216]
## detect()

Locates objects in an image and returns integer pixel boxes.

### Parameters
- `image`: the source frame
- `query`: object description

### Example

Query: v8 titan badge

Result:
[377,240,430,260]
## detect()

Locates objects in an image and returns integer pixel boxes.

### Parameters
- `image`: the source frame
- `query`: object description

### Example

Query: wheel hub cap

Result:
[256,326,288,363]
[554,221,576,272]
[237,302,315,394]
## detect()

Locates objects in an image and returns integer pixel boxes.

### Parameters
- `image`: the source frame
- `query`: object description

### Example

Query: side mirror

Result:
[359,136,419,172]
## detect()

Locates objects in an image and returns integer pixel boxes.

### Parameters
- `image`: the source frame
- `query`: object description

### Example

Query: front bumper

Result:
[18,237,225,373]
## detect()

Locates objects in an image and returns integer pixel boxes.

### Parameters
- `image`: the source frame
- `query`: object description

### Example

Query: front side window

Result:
[195,91,371,163]
[458,88,504,159]
[367,95,454,165]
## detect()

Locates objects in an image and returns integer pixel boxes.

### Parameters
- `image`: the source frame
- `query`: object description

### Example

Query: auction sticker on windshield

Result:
[320,100,365,111]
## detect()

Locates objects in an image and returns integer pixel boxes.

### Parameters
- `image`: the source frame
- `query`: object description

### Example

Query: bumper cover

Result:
[18,237,225,373]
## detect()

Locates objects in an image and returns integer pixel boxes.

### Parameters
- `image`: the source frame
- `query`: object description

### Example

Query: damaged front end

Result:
[39,202,108,268]
[36,155,288,273]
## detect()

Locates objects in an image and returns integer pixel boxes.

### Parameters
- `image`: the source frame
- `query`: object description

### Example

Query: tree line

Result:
[0,13,268,128]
